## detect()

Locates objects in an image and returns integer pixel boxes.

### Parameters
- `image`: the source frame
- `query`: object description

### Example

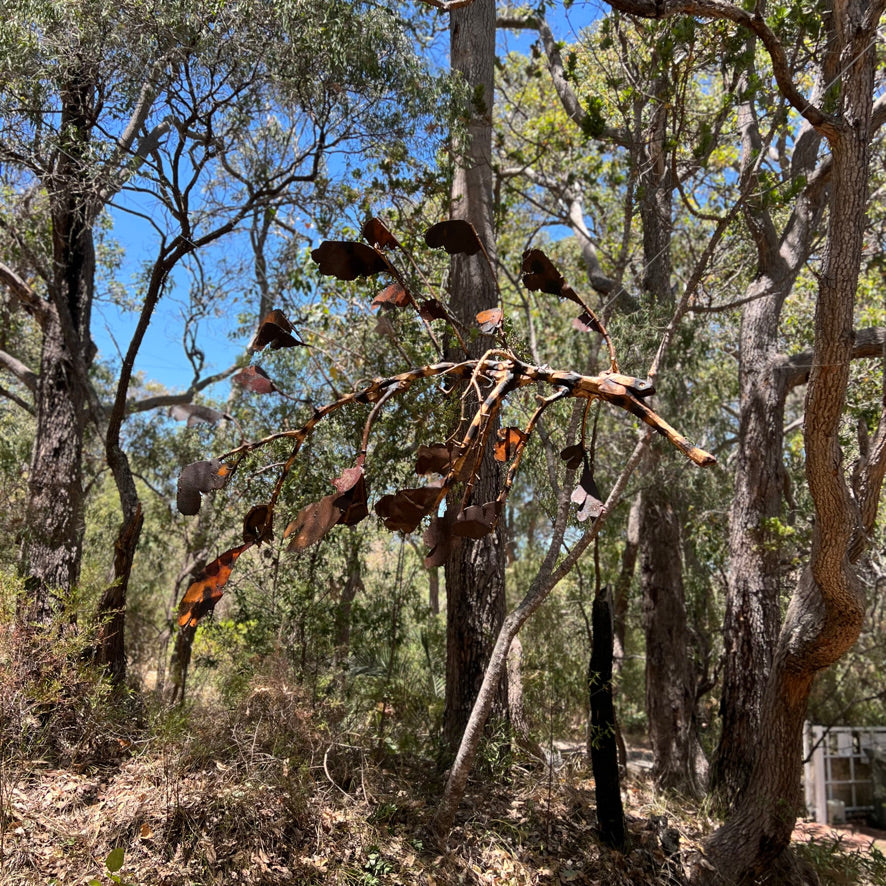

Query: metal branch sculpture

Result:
[174,217,715,628]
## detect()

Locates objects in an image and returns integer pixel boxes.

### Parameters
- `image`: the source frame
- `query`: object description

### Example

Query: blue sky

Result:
[93,2,601,398]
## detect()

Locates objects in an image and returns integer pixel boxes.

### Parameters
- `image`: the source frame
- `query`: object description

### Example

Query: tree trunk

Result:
[589,587,626,850]
[641,481,705,797]
[333,534,363,668]
[699,4,883,878]
[441,0,508,752]
[710,276,788,805]
[507,636,543,758]
[20,73,96,620]
[711,61,828,807]
[94,503,143,685]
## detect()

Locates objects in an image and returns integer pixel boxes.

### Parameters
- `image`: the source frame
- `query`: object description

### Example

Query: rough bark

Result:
[612,493,641,669]
[507,636,543,758]
[633,69,706,796]
[433,434,651,836]
[697,2,885,880]
[712,60,828,807]
[441,0,508,752]
[20,72,96,621]
[641,483,705,797]
[333,535,363,668]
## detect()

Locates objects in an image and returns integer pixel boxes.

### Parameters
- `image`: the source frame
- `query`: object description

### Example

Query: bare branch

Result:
[0,383,34,414]
[0,348,38,392]
[780,327,886,391]
[126,363,241,415]
[0,261,52,326]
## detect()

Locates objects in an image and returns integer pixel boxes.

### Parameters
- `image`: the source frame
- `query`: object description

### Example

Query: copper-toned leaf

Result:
[559,443,586,470]
[177,542,252,628]
[521,249,565,295]
[573,311,603,334]
[285,494,342,552]
[335,474,369,526]
[415,443,452,476]
[451,501,501,539]
[168,403,226,427]
[332,460,365,494]
[522,249,584,307]
[495,427,527,462]
[311,240,388,280]
[176,459,230,515]
[374,484,441,533]
[243,503,274,545]
[332,462,369,526]
[571,465,605,522]
[233,365,278,394]
[249,309,305,351]
[418,298,449,322]
[476,307,503,334]
[423,511,461,568]
[362,217,400,250]
[371,282,410,309]
[424,219,483,255]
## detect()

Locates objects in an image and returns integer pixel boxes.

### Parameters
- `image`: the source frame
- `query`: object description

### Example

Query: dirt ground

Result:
[792,818,886,853]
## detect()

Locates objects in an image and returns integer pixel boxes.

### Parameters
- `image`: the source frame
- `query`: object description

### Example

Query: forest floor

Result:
[2,690,886,886]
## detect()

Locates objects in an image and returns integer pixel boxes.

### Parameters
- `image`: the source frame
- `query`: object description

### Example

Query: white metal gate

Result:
[804,724,886,823]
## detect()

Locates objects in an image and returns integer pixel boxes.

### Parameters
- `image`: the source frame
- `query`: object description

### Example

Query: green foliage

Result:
[795,837,886,886]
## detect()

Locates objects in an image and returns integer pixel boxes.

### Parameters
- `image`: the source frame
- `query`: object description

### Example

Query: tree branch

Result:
[779,327,886,390]
[126,363,241,415]
[0,383,34,414]
[500,13,630,146]
[0,261,52,326]
[0,348,38,392]
[602,0,840,140]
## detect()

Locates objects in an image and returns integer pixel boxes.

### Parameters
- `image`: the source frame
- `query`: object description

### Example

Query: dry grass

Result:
[1,637,883,885]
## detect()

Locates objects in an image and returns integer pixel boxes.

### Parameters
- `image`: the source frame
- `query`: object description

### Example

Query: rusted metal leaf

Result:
[418,298,449,322]
[285,494,342,552]
[571,465,605,522]
[311,240,388,280]
[249,309,305,351]
[495,427,526,462]
[243,503,274,545]
[424,219,483,255]
[372,282,410,309]
[476,307,503,334]
[451,500,501,539]
[362,217,400,250]
[233,365,278,394]
[559,443,586,470]
[521,249,583,306]
[415,443,452,476]
[423,511,461,568]
[168,403,226,426]
[335,473,369,526]
[374,484,441,533]
[177,542,252,628]
[176,458,230,515]
[573,311,603,334]
[332,461,369,526]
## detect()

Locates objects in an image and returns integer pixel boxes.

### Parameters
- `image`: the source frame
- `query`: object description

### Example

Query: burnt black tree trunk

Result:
[589,586,626,850]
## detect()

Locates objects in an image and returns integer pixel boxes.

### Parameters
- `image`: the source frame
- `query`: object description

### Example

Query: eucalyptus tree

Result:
[495,11,740,797]
[0,0,438,662]
[600,0,886,882]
